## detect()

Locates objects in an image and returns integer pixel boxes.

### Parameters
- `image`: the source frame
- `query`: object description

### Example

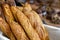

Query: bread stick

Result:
[0,17,16,40]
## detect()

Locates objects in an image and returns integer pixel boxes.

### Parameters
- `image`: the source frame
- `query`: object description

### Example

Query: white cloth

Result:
[44,24,60,40]
[0,31,9,40]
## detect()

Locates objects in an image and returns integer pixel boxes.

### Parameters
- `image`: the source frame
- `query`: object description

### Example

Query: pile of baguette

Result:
[0,0,49,40]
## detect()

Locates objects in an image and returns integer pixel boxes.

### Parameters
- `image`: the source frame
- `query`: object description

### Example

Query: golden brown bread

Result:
[0,2,49,40]
[11,6,41,40]
[2,4,14,23]
[2,4,29,40]
[32,11,49,40]
[11,6,23,21]
[8,21,29,40]
[0,17,16,40]
[23,3,49,40]
[10,6,18,21]
[16,10,41,40]
[16,6,23,11]
[0,7,16,40]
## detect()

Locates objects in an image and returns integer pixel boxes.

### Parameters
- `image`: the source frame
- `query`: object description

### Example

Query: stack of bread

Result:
[0,0,49,40]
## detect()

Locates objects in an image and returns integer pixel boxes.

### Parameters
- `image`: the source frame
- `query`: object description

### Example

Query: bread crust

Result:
[23,3,49,40]
[0,17,16,40]
[11,6,40,40]
[2,4,29,40]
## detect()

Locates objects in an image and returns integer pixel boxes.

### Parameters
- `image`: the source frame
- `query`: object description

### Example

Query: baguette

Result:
[2,4,14,23]
[10,6,18,21]
[0,17,16,40]
[32,11,49,40]
[2,4,29,40]
[23,3,49,40]
[17,6,23,11]
[8,21,29,40]
[12,7,41,40]
[11,6,23,21]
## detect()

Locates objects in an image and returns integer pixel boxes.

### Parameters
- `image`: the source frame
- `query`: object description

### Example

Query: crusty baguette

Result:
[11,6,23,21]
[12,7,41,40]
[17,6,23,11]
[16,10,41,40]
[23,3,49,40]
[0,17,16,40]
[2,4,29,40]
[32,11,49,40]
[10,6,18,21]
[2,4,14,23]
[8,21,29,40]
